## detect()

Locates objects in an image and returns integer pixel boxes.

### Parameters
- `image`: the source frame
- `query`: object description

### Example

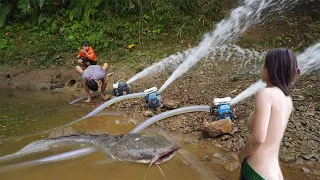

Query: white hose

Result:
[0,147,97,172]
[64,92,146,126]
[130,105,211,133]
[69,92,100,105]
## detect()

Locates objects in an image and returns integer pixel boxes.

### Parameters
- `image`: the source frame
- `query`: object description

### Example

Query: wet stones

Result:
[280,153,296,163]
[302,153,316,160]
[223,161,240,171]
[202,155,211,161]
[201,119,234,138]
[301,167,312,173]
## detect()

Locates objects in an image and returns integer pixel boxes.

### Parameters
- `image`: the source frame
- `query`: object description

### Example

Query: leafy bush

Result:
[0,0,223,67]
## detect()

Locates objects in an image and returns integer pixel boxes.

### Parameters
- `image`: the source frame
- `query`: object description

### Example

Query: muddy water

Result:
[0,90,318,180]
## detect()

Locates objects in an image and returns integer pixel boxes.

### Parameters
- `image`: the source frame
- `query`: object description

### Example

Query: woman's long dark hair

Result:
[264,48,298,96]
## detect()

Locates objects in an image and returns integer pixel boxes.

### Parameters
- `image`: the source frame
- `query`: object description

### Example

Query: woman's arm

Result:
[238,89,272,163]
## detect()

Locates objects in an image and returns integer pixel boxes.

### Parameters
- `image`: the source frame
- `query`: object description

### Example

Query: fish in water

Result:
[0,133,179,167]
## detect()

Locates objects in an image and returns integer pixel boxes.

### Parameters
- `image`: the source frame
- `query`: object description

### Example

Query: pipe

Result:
[0,147,97,172]
[69,92,101,105]
[130,105,211,133]
[64,92,146,126]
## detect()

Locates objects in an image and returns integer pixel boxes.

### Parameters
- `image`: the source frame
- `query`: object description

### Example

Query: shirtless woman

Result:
[238,48,300,180]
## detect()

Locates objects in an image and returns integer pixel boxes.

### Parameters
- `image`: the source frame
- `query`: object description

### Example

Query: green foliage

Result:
[39,0,46,9]
[0,4,11,27]
[17,0,30,14]
[0,0,223,68]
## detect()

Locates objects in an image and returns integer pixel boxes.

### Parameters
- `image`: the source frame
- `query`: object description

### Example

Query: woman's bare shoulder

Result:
[257,87,291,105]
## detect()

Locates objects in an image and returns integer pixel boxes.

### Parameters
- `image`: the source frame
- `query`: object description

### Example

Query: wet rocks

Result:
[201,119,234,138]
[202,155,211,161]
[280,153,296,163]
[302,153,316,160]
[301,167,312,173]
[223,161,240,171]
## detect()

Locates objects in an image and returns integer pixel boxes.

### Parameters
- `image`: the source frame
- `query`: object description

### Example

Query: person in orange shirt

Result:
[77,41,98,68]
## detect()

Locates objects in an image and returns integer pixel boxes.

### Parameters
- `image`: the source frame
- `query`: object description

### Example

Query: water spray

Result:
[157,0,299,94]
[231,42,320,106]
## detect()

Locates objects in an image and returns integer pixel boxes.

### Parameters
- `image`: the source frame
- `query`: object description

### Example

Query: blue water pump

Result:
[144,87,161,109]
[113,81,131,97]
[210,97,234,122]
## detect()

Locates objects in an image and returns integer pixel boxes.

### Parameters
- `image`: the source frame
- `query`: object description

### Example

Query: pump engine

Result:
[210,97,234,122]
[144,87,161,109]
[113,82,131,97]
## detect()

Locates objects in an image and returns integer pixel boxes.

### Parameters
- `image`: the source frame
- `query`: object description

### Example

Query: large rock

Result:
[163,99,180,109]
[201,119,234,138]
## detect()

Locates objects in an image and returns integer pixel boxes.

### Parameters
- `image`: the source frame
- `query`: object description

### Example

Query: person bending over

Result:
[76,63,109,102]
[238,48,300,180]
[77,41,98,68]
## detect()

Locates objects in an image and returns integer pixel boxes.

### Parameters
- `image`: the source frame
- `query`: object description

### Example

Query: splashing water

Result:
[207,44,266,73]
[127,48,196,85]
[296,43,320,75]
[127,44,265,85]
[158,0,299,94]
[230,42,320,105]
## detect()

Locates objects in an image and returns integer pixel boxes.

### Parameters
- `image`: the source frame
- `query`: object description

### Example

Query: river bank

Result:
[1,58,319,178]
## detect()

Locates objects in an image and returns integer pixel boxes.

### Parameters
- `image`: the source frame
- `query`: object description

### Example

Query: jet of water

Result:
[296,43,320,75]
[127,48,196,85]
[158,0,299,94]
[127,44,265,85]
[230,42,320,105]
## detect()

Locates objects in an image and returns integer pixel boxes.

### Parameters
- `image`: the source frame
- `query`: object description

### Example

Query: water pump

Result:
[210,97,234,122]
[113,81,131,97]
[144,87,161,109]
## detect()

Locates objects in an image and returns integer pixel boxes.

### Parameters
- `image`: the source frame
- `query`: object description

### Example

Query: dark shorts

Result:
[240,159,265,180]
[81,57,97,66]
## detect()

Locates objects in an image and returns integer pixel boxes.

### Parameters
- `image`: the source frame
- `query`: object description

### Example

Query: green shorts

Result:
[240,159,265,180]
